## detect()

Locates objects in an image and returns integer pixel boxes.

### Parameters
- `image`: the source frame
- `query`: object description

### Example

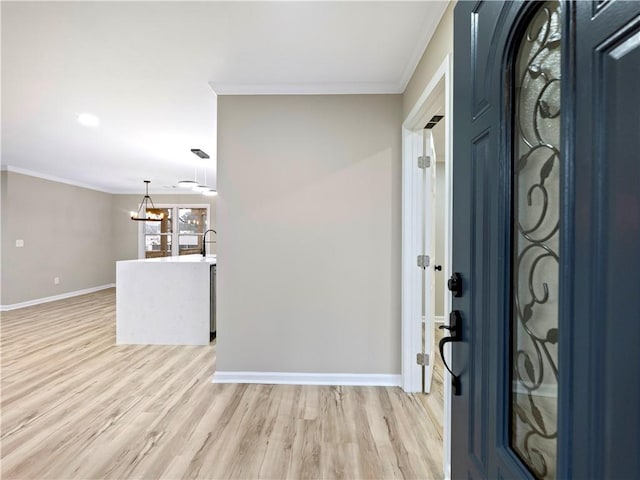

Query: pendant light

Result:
[177,179,198,188]
[175,149,216,195]
[194,162,215,195]
[177,165,198,189]
[130,180,164,222]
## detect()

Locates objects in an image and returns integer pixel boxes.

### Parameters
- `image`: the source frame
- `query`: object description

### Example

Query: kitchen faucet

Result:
[202,229,217,257]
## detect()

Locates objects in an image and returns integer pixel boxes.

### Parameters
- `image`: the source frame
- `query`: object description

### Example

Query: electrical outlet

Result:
[54,277,60,285]
[16,239,24,247]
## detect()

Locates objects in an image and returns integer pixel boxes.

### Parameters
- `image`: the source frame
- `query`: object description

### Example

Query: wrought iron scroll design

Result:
[511,2,561,479]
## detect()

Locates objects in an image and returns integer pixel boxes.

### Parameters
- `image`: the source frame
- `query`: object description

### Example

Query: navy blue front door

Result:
[451,1,640,479]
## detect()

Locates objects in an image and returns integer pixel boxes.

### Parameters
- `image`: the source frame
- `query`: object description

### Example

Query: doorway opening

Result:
[401,54,452,479]
[419,107,447,434]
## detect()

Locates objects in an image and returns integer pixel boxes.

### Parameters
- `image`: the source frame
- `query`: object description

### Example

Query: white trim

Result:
[442,55,454,480]
[0,165,114,194]
[210,81,402,96]
[212,371,402,387]
[424,128,437,394]
[0,165,204,195]
[401,127,424,394]
[403,58,450,130]
[0,284,115,312]
[434,315,446,324]
[442,53,454,480]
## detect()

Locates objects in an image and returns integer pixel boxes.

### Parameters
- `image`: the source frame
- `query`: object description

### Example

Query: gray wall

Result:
[216,94,402,374]
[0,171,114,305]
[0,171,217,306]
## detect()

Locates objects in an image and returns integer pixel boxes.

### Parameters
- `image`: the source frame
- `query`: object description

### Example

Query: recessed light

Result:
[202,189,218,197]
[77,113,100,127]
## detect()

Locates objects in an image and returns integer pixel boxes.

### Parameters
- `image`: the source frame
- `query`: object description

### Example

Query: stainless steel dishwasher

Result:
[210,264,216,336]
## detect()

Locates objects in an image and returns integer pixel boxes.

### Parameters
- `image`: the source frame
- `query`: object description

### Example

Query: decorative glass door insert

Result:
[510,1,561,478]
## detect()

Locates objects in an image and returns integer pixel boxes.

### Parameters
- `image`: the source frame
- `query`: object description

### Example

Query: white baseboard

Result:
[0,284,115,311]
[212,371,402,387]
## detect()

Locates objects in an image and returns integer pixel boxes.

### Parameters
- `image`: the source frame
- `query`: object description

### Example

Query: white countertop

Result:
[118,254,216,264]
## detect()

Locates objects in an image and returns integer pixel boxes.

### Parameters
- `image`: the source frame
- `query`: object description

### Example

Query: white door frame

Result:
[401,54,453,479]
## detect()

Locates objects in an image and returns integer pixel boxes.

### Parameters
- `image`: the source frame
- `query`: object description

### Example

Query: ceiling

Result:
[1,1,448,194]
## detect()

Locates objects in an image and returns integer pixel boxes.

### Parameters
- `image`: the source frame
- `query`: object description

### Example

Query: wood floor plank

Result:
[1,289,444,479]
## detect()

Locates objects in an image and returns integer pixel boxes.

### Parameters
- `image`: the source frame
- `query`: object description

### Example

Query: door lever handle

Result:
[438,310,462,395]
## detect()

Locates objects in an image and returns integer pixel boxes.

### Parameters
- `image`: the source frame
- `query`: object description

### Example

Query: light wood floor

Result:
[1,289,444,479]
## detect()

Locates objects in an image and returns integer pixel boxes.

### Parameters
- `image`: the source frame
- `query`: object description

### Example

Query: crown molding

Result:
[1,165,115,194]
[397,1,449,92]
[210,81,402,96]
[0,166,207,196]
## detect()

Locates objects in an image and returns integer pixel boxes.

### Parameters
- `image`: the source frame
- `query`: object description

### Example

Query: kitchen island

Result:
[116,254,216,345]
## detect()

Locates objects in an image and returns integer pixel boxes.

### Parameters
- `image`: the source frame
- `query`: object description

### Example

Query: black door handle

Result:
[439,310,462,395]
[434,265,442,271]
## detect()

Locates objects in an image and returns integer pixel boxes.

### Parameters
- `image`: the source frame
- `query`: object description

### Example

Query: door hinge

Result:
[416,353,430,366]
[417,255,430,268]
[418,155,431,169]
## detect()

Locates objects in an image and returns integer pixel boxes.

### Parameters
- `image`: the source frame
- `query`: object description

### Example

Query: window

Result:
[144,208,173,258]
[178,207,208,256]
[138,204,211,258]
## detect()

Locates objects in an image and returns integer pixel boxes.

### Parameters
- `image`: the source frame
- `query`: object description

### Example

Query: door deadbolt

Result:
[448,272,463,297]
